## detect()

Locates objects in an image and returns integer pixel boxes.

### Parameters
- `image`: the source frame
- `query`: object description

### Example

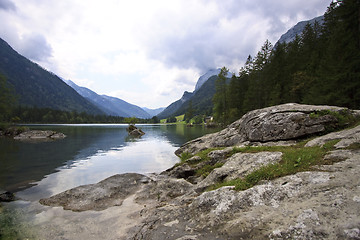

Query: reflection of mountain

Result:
[0,125,220,193]
[0,126,129,192]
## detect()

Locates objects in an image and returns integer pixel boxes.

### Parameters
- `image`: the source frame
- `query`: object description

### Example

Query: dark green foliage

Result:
[213,67,230,125]
[184,100,194,123]
[0,74,16,122]
[172,75,220,118]
[213,0,360,122]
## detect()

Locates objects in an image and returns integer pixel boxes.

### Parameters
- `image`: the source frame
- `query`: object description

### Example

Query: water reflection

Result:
[0,124,220,198]
[1,124,221,239]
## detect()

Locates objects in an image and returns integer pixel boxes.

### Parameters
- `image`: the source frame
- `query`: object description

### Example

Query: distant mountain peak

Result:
[64,80,151,118]
[276,15,324,45]
[194,69,221,92]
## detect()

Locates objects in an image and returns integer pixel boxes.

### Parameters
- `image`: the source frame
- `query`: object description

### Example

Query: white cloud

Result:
[0,0,330,108]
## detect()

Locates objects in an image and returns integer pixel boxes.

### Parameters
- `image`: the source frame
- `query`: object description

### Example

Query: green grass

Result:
[207,140,340,191]
[196,163,224,177]
[176,114,185,122]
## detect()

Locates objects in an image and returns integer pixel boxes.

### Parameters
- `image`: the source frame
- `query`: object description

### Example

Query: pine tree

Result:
[213,67,229,125]
[0,74,16,122]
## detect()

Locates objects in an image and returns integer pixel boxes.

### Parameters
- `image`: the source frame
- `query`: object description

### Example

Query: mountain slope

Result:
[157,91,193,119]
[276,15,324,45]
[65,80,126,117]
[142,107,165,117]
[0,38,103,115]
[158,68,232,119]
[172,75,218,117]
[194,69,221,92]
[100,95,150,119]
[65,80,151,118]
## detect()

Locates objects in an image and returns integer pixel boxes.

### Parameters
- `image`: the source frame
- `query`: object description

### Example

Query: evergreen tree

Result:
[213,67,229,125]
[0,74,16,122]
[184,100,194,123]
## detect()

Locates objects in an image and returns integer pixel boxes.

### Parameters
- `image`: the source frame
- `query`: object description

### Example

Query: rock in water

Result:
[0,191,16,202]
[126,124,145,137]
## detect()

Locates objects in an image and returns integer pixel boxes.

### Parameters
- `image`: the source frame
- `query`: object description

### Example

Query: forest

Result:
[213,0,360,125]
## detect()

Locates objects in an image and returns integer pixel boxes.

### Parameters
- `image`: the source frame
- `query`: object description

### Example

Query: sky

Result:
[0,0,330,109]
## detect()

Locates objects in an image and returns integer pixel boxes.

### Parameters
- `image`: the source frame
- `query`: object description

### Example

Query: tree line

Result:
[213,0,360,125]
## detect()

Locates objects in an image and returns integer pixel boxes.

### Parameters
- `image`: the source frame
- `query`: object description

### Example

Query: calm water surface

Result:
[1,124,219,198]
[0,124,221,239]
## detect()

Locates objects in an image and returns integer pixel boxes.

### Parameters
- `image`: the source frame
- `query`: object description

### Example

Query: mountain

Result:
[194,68,221,92]
[65,80,151,118]
[276,15,324,45]
[172,75,218,117]
[157,91,193,119]
[100,95,150,119]
[142,107,165,117]
[0,38,103,115]
[157,69,229,119]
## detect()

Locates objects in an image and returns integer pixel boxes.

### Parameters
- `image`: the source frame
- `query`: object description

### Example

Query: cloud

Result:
[0,0,16,11]
[135,0,329,73]
[19,33,53,62]
[0,0,330,108]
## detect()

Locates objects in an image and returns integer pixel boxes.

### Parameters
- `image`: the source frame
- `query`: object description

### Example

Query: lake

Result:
[0,124,221,239]
[1,124,220,197]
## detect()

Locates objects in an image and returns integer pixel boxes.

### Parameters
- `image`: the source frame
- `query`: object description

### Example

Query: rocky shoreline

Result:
[39,103,360,239]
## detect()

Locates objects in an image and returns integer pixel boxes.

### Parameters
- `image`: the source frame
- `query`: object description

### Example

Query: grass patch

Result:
[345,142,360,150]
[208,140,340,191]
[196,163,224,177]
[176,114,185,122]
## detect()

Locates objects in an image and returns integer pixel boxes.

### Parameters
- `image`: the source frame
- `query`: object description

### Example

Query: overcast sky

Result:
[0,0,330,109]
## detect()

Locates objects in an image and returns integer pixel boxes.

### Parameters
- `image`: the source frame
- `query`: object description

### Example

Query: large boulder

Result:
[176,103,355,155]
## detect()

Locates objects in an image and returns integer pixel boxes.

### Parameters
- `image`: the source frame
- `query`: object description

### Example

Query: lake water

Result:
[1,124,220,196]
[0,124,220,239]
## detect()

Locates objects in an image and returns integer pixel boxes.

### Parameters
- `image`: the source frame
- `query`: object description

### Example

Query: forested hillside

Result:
[213,0,360,124]
[0,38,103,115]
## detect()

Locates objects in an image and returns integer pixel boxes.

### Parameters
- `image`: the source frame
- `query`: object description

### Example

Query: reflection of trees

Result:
[158,124,220,147]
[1,124,220,192]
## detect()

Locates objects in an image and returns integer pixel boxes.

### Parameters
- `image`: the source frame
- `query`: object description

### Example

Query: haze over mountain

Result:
[0,37,103,115]
[142,107,165,117]
[65,80,152,118]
